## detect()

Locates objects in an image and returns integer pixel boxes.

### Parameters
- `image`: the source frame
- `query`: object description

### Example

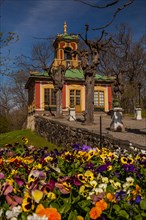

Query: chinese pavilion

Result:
[25,22,114,116]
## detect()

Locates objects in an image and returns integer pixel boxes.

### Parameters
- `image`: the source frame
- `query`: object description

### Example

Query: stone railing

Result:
[32,116,138,149]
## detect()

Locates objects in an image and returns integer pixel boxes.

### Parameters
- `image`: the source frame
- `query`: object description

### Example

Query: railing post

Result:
[100,115,102,148]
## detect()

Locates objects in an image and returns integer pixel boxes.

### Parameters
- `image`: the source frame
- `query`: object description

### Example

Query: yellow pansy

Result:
[32,189,43,203]
[34,163,42,169]
[22,192,34,212]
[79,185,88,197]
[121,156,128,164]
[47,192,56,200]
[77,174,86,184]
[6,179,13,186]
[90,180,97,188]
[44,156,53,162]
[11,169,17,175]
[85,170,94,182]
[107,165,112,171]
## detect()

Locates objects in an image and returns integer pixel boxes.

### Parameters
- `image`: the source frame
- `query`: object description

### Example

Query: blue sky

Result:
[1,0,146,63]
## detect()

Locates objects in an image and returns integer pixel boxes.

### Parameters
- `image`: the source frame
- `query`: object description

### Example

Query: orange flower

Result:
[95,199,108,211]
[106,193,116,203]
[0,158,3,164]
[89,206,102,219]
[132,184,141,195]
[36,204,61,220]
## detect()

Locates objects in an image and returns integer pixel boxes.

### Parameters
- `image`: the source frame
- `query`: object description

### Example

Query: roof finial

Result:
[64,21,67,34]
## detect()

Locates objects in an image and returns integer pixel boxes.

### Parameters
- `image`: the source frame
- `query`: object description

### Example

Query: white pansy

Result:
[126,177,134,186]
[6,206,22,219]
[6,210,13,219]
[96,173,102,180]
[109,179,114,184]
[101,177,109,183]
[27,213,48,220]
[94,187,103,194]
[98,183,107,191]
[123,182,130,190]
[12,205,21,215]
[111,181,121,190]
[89,191,95,196]
[10,217,17,220]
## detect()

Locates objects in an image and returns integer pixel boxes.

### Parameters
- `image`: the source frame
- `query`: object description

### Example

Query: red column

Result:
[35,82,40,109]
[108,86,112,110]
[62,85,66,109]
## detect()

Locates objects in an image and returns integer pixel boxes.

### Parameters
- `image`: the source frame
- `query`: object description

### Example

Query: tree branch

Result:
[75,0,119,9]
[92,0,134,30]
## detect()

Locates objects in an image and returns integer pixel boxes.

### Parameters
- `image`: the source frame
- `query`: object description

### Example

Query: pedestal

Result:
[69,107,76,121]
[135,107,142,120]
[110,107,124,132]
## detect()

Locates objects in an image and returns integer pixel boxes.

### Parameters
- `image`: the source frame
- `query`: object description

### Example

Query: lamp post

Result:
[138,82,142,107]
[135,82,142,120]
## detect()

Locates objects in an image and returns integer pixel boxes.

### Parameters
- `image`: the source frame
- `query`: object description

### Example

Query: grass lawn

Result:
[0,129,56,149]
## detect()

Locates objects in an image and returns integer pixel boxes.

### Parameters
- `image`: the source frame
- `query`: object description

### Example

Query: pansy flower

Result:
[36,204,61,220]
[22,137,28,145]
[31,189,43,203]
[106,193,116,203]
[89,206,102,219]
[55,181,71,194]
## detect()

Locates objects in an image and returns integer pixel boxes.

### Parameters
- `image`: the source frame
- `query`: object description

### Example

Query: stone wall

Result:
[34,116,132,149]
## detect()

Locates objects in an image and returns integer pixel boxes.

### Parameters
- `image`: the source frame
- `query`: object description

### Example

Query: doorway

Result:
[69,89,81,112]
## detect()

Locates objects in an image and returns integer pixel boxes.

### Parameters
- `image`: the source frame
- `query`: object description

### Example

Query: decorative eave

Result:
[25,69,115,89]
[25,74,51,89]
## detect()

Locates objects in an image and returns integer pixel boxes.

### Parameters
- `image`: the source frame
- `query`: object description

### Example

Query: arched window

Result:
[64,47,72,60]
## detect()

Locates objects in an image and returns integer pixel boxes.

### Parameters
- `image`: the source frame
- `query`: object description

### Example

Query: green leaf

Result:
[113,204,120,212]
[141,212,146,217]
[50,202,59,209]
[68,210,78,220]
[106,185,115,193]
[140,199,146,210]
[134,214,143,220]
[59,202,71,214]
[72,195,81,204]
[119,210,129,219]
[78,200,91,212]
[20,213,27,220]
[85,213,90,220]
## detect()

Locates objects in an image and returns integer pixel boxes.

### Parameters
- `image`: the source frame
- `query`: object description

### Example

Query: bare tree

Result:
[98,24,146,112]
[43,64,66,118]
[0,84,14,117]
[76,0,134,30]
[0,32,19,76]
[71,0,134,123]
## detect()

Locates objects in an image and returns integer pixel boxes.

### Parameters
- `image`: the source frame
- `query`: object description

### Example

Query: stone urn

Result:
[68,101,76,121]
[110,107,124,132]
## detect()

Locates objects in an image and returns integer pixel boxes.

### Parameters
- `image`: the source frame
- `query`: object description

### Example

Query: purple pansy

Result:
[123,164,135,172]
[134,195,141,204]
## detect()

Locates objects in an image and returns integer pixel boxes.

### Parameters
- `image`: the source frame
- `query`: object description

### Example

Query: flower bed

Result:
[0,139,146,220]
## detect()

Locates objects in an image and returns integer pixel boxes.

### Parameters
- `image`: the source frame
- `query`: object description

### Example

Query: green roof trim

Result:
[57,33,78,40]
[29,69,114,81]
[95,74,114,81]
[65,69,84,80]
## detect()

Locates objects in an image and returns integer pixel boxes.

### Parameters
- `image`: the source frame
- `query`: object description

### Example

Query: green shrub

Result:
[0,115,10,133]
